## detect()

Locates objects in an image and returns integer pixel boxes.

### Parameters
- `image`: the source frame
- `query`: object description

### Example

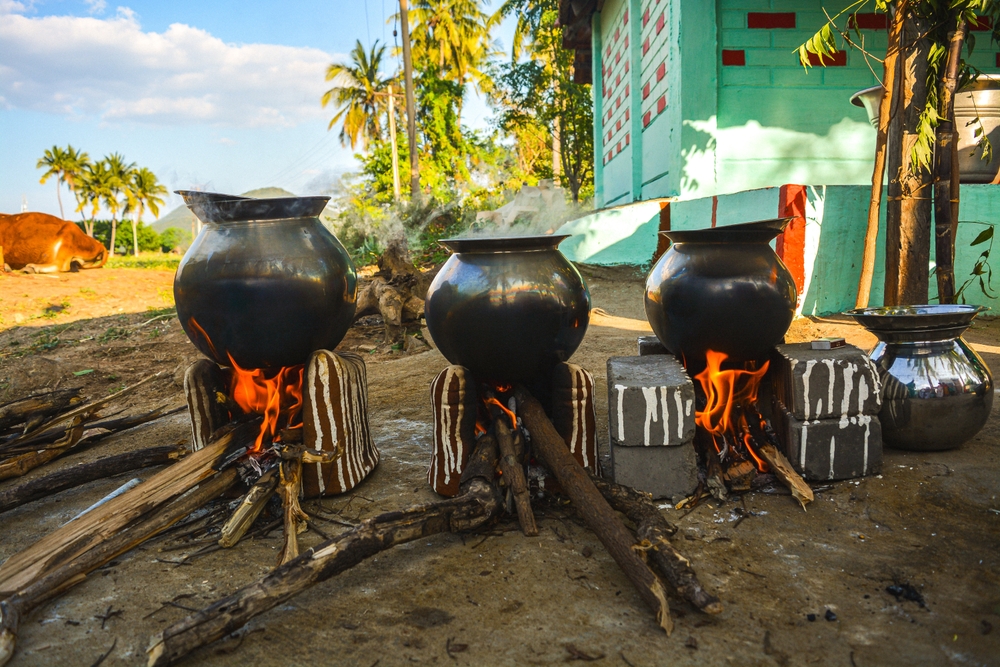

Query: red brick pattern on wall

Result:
[722,49,745,66]
[806,51,847,67]
[602,1,630,166]
[640,0,670,131]
[847,13,887,30]
[747,12,795,29]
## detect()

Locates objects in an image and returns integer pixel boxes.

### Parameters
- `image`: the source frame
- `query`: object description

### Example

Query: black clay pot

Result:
[173,191,357,370]
[425,235,591,383]
[644,218,797,367]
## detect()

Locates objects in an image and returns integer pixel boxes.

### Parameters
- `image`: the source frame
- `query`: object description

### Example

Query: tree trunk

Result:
[132,214,140,257]
[856,1,907,308]
[109,217,117,258]
[886,14,932,305]
[55,181,64,220]
[933,19,968,304]
[399,0,420,201]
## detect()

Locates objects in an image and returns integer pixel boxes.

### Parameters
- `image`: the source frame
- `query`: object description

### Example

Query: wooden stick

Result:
[0,468,238,667]
[0,417,89,482]
[514,387,673,635]
[277,458,308,565]
[590,476,723,615]
[145,437,502,667]
[0,423,249,595]
[0,444,186,515]
[494,418,538,536]
[856,0,907,308]
[757,443,814,511]
[0,388,82,432]
[218,468,278,548]
[3,405,185,455]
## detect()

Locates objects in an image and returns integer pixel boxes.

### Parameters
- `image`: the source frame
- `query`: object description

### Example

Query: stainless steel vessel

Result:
[851,76,1000,183]
[847,305,993,451]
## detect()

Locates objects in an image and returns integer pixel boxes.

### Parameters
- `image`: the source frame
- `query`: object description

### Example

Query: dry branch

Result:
[146,436,503,667]
[757,443,814,511]
[0,423,250,596]
[0,388,82,433]
[218,469,278,548]
[0,468,239,666]
[590,476,722,615]
[495,418,537,536]
[514,387,673,635]
[0,444,186,515]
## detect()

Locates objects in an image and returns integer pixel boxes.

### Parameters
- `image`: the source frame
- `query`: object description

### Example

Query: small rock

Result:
[825,609,837,622]
[404,335,429,354]
[684,636,698,650]
[581,546,593,558]
[807,613,816,622]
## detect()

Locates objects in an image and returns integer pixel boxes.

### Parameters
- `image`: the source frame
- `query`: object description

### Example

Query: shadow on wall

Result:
[556,201,664,268]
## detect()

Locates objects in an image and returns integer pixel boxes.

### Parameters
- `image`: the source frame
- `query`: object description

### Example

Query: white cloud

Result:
[85,0,106,14]
[0,10,343,127]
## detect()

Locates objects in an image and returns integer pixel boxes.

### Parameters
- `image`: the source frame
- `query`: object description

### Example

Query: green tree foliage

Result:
[489,0,594,201]
[125,166,168,256]
[85,219,166,255]
[322,40,395,151]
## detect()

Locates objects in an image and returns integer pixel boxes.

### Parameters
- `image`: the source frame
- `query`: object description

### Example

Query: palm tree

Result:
[125,167,167,256]
[61,146,92,225]
[36,146,69,218]
[410,0,497,123]
[77,160,114,238]
[322,40,393,151]
[103,153,136,257]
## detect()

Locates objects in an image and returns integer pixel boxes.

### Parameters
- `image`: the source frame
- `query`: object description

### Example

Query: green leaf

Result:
[971,227,994,246]
[72,369,95,376]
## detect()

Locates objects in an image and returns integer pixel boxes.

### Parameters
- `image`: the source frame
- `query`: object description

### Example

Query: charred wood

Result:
[0,444,186,515]
[590,476,723,615]
[145,436,503,667]
[514,386,673,635]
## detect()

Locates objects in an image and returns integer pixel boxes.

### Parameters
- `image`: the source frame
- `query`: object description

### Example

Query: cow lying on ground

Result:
[0,212,107,273]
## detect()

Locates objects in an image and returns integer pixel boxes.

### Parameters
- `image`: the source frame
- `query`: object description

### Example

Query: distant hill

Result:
[151,187,298,235]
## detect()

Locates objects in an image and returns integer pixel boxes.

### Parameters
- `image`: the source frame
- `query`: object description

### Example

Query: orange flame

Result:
[228,354,305,452]
[694,350,770,472]
[693,351,769,435]
[485,397,517,429]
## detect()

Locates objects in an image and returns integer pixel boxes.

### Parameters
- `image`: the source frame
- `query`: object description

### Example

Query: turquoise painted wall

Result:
[591,0,1000,201]
[558,185,1000,316]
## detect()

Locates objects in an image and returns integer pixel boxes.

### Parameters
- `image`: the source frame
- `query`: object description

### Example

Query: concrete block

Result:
[772,399,883,481]
[608,356,696,447]
[637,335,667,356]
[610,442,699,500]
[770,343,881,421]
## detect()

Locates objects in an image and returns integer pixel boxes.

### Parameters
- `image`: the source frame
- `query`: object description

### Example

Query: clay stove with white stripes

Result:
[183,350,378,498]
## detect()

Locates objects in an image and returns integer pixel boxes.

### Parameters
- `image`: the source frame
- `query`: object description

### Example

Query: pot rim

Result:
[658,217,793,244]
[184,195,331,223]
[846,304,988,332]
[440,234,570,253]
[852,73,1000,107]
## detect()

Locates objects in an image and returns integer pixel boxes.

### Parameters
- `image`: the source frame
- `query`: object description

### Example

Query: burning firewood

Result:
[145,434,504,667]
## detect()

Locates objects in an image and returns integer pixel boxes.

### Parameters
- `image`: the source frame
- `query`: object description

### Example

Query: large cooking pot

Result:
[424,235,590,383]
[644,218,797,368]
[847,305,993,451]
[851,76,1000,183]
[174,191,357,370]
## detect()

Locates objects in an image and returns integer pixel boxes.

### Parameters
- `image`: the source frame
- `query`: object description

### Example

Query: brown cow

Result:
[0,212,107,273]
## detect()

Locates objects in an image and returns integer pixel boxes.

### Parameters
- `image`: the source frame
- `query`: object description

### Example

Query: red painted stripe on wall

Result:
[656,62,666,82]
[848,13,887,30]
[971,16,993,30]
[656,95,666,113]
[721,49,745,66]
[748,12,795,29]
[655,13,664,34]
[642,8,649,27]
[807,51,847,66]
[643,111,651,127]
[996,53,1000,67]
[642,38,649,56]
[642,82,650,100]
[777,184,808,305]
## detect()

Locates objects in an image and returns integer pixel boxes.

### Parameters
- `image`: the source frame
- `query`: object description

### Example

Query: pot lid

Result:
[660,217,793,244]
[846,304,988,332]
[440,234,570,253]
[177,190,330,223]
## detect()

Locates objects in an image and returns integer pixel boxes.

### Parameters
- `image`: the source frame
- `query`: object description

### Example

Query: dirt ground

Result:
[0,267,998,667]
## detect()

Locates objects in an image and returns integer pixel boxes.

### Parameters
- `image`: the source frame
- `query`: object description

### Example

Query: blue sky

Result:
[0,0,514,218]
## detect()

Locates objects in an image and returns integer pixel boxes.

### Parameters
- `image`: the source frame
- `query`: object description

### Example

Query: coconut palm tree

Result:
[36,146,70,218]
[410,0,497,123]
[125,167,167,256]
[322,40,394,151]
[103,153,136,257]
[77,159,114,238]
[61,146,92,225]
